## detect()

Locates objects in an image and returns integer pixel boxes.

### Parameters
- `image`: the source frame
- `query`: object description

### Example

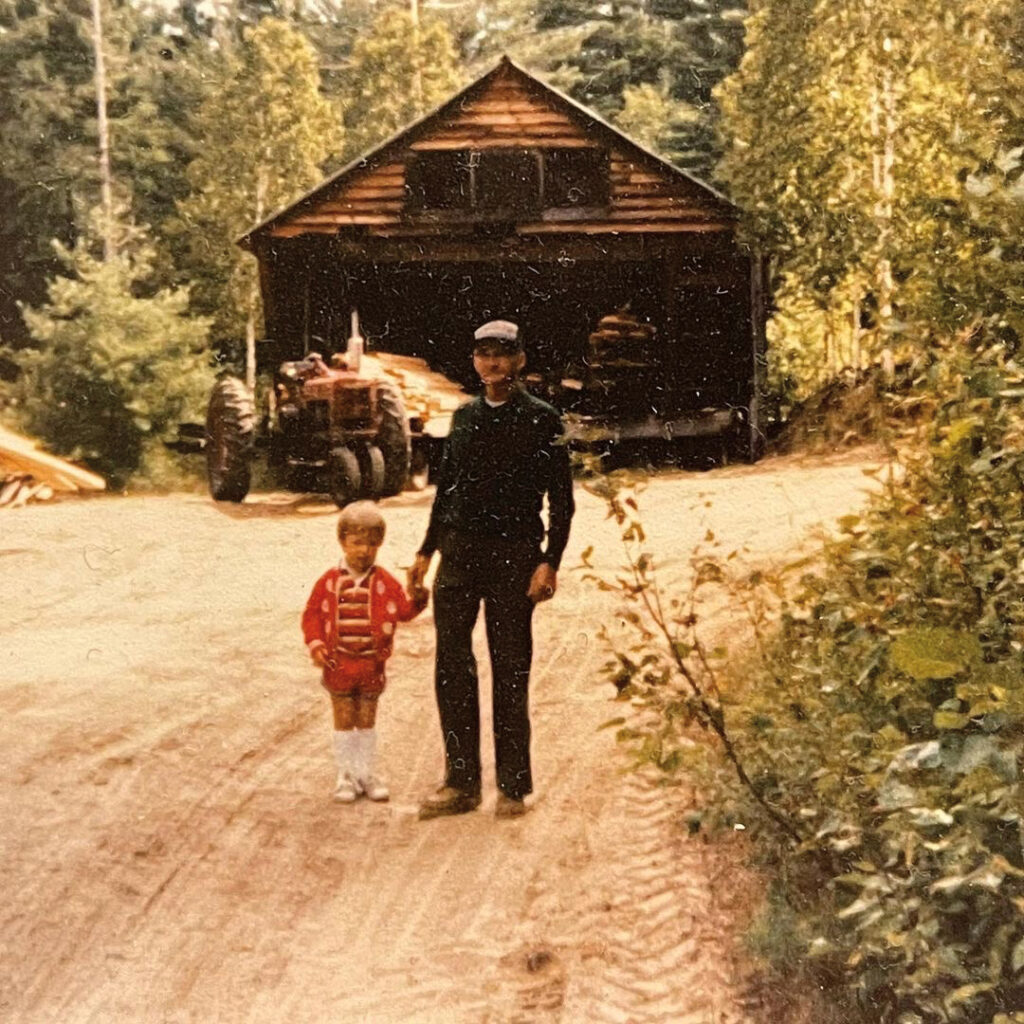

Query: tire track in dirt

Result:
[2,454,881,1022]
[8,700,322,1020]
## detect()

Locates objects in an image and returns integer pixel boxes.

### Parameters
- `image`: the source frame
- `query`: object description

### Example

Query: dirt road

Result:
[0,450,880,1023]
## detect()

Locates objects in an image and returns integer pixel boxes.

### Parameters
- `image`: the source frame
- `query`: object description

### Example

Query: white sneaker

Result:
[334,772,361,803]
[361,775,390,802]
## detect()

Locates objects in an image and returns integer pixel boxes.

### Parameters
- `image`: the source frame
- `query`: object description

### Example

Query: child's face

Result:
[340,529,382,574]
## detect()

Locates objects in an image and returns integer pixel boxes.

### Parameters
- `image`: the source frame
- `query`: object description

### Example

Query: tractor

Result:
[196,347,430,507]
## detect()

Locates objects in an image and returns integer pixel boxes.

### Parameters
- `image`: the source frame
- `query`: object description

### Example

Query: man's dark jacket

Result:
[418,387,574,569]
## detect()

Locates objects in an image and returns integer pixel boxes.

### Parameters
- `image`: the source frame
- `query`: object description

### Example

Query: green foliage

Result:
[593,340,1024,1020]
[175,17,338,348]
[3,215,213,487]
[717,0,1024,385]
[614,80,699,159]
[527,0,746,176]
[0,0,208,342]
[338,8,462,163]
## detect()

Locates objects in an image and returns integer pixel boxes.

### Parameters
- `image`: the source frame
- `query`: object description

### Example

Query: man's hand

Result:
[409,552,432,593]
[527,563,557,603]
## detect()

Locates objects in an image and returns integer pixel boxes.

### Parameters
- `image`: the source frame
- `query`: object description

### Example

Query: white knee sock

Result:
[354,728,377,779]
[333,730,355,775]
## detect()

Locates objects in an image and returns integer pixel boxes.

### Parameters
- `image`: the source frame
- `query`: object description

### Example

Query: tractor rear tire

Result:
[329,446,362,508]
[205,376,254,502]
[376,381,411,497]
[357,443,386,500]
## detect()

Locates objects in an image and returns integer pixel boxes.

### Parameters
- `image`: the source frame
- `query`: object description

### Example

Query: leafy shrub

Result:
[1,217,214,488]
[593,339,1024,1022]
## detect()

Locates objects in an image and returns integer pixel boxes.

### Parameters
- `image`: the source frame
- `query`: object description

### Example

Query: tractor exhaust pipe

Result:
[347,309,364,373]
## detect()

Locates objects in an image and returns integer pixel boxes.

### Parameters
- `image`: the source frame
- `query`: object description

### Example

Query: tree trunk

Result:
[851,281,862,373]
[870,47,897,380]
[246,168,269,391]
[90,0,114,261]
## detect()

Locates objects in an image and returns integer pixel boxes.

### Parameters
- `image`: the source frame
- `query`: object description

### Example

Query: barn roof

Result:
[238,56,736,250]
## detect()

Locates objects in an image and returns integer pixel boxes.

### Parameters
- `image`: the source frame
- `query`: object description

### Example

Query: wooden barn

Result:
[239,57,766,458]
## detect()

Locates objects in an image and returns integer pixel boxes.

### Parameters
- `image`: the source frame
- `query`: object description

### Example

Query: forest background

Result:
[6,3,1024,1021]
[3,0,1023,487]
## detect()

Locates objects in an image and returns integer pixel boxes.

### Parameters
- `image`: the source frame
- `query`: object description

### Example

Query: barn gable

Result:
[241,58,765,463]
[240,57,735,247]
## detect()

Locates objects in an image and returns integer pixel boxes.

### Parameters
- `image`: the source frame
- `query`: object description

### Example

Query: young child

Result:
[302,501,427,803]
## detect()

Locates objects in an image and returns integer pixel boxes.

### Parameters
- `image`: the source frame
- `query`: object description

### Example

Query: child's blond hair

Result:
[337,500,386,543]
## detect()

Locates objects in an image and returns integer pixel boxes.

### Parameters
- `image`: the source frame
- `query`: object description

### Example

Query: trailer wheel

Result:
[205,376,254,502]
[726,407,755,464]
[328,446,362,508]
[376,381,411,497]
[357,443,386,500]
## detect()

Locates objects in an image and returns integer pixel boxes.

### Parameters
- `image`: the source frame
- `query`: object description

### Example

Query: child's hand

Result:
[311,646,330,668]
[411,585,430,609]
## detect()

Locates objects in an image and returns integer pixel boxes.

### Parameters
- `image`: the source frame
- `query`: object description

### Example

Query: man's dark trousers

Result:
[433,532,538,800]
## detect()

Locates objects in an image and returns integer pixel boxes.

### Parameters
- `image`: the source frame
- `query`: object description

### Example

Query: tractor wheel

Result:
[328,446,362,508]
[725,407,755,465]
[375,381,411,497]
[205,376,254,502]
[357,443,386,500]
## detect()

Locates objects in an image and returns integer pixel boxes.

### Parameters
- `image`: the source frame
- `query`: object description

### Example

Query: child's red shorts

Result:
[322,654,386,697]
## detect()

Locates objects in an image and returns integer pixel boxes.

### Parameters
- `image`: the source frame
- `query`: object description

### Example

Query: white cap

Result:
[473,320,521,348]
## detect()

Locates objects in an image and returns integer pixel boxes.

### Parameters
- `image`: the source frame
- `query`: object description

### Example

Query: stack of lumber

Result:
[587,307,657,370]
[0,425,106,507]
[362,352,466,437]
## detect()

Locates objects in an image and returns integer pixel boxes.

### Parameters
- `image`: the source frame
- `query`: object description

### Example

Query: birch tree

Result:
[717,0,1021,384]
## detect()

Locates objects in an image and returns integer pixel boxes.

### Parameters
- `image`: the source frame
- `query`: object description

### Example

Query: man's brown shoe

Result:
[418,786,481,820]
[494,793,527,819]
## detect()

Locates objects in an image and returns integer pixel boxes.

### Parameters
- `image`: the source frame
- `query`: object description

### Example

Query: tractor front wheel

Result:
[328,446,362,508]
[205,376,254,502]
[357,443,386,500]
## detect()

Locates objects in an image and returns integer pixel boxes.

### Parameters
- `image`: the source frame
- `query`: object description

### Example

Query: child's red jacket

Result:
[302,565,423,692]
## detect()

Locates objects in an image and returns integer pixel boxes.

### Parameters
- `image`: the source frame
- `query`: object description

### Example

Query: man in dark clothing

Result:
[410,319,575,819]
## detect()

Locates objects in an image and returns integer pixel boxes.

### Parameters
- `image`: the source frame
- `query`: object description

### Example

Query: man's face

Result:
[473,343,525,386]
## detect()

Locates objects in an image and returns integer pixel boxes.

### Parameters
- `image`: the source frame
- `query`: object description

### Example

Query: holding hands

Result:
[408,554,432,609]
[527,562,557,604]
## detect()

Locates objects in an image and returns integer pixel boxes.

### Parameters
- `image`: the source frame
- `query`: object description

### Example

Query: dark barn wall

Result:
[262,238,755,415]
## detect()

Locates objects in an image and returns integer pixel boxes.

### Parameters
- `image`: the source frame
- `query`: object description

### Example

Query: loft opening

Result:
[404,147,609,218]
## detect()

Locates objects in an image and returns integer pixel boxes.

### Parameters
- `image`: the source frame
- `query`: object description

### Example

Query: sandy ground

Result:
[0,448,882,1023]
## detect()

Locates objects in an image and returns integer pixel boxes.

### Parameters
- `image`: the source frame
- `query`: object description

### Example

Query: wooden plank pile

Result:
[0,425,106,507]
[362,352,467,438]
[587,307,657,371]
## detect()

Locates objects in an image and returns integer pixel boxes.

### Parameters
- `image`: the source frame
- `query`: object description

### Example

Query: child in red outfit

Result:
[302,501,427,802]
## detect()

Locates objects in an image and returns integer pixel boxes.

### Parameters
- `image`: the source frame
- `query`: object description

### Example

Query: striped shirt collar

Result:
[339,561,375,588]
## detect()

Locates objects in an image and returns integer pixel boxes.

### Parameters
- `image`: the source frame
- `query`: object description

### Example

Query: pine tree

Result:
[0,0,96,343]
[339,7,463,163]
[525,0,746,175]
[0,0,209,342]
[6,212,213,486]
[615,79,698,157]
[176,17,338,383]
